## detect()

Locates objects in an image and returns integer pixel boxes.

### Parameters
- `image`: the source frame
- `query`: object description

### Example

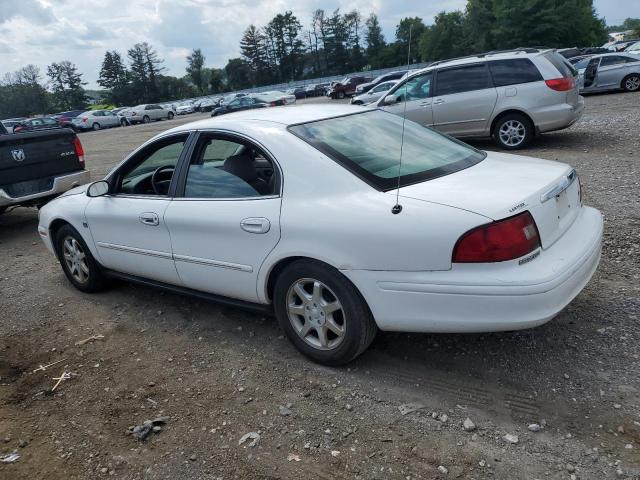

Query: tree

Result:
[465,0,496,52]
[0,65,49,118]
[128,42,164,103]
[396,17,426,62]
[186,48,206,94]
[365,14,386,68]
[224,58,251,90]
[47,61,86,110]
[419,11,468,61]
[208,68,225,93]
[264,11,305,82]
[240,25,270,85]
[98,51,129,105]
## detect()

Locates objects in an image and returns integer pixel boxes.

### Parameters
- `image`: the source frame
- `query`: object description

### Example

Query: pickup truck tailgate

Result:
[0,129,84,192]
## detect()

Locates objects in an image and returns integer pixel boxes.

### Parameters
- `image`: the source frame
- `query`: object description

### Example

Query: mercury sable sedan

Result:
[37,105,603,365]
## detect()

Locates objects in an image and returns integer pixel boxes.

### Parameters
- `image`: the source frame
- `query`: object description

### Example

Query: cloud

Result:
[0,0,55,24]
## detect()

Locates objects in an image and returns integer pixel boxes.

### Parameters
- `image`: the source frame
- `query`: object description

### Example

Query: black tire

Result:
[492,113,534,150]
[273,259,377,366]
[92,122,100,131]
[167,112,174,120]
[337,91,345,99]
[621,74,640,92]
[54,224,108,293]
[142,115,150,124]
[0,206,6,216]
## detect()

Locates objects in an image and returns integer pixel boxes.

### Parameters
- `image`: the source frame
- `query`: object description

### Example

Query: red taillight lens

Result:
[14,126,23,132]
[82,117,88,122]
[73,137,85,165]
[545,77,575,91]
[453,211,540,263]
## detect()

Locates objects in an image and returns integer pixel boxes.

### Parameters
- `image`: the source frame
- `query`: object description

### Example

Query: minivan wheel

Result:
[493,113,533,150]
[622,74,640,92]
[54,224,108,293]
[142,115,150,123]
[92,122,100,131]
[273,260,377,366]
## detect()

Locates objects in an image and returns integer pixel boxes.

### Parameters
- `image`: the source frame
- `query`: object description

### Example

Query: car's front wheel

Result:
[92,122,100,131]
[55,224,108,293]
[273,260,377,365]
[142,115,150,123]
[492,113,533,150]
[622,74,640,92]
[168,112,174,120]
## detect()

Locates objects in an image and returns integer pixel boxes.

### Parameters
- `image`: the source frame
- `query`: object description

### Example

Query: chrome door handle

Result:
[139,212,159,226]
[419,101,431,107]
[433,98,445,105]
[240,217,270,234]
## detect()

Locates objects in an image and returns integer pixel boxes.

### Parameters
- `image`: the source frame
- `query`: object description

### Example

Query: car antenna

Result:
[392,24,412,215]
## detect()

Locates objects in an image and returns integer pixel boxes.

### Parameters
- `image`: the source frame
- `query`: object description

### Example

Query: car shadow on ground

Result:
[0,207,39,240]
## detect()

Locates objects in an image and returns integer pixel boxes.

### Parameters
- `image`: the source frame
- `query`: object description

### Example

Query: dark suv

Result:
[329,76,371,99]
[55,110,85,130]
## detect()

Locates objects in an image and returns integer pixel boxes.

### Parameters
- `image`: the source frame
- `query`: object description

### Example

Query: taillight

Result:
[14,126,23,132]
[73,137,85,165]
[270,101,276,106]
[545,77,575,91]
[453,211,540,263]
[82,117,88,122]
[132,112,137,116]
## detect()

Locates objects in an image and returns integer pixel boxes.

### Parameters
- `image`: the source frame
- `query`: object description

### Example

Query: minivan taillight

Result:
[545,77,575,91]
[453,211,540,263]
[73,137,85,165]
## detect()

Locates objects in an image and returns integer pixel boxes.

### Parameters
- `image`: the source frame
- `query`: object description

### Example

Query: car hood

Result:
[395,151,571,221]
[58,183,88,198]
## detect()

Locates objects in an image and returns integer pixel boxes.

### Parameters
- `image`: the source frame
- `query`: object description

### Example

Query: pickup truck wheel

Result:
[92,122,100,131]
[142,115,150,123]
[337,91,345,99]
[273,259,377,366]
[55,224,108,293]
[167,112,174,120]
[492,113,533,150]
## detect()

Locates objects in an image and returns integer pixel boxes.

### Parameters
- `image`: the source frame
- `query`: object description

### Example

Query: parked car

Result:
[304,84,318,97]
[211,96,267,116]
[351,80,398,105]
[355,71,407,95]
[123,104,175,124]
[574,53,640,93]
[13,117,61,133]
[197,98,218,112]
[329,76,372,99]
[55,110,85,130]
[1,118,26,134]
[37,105,602,365]
[377,49,584,149]
[253,91,296,105]
[220,93,247,105]
[607,39,639,52]
[0,121,89,214]
[71,110,122,131]
[286,87,307,100]
[111,107,130,116]
[625,41,640,54]
[176,102,195,115]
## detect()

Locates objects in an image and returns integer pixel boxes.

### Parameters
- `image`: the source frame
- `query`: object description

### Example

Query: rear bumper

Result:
[0,170,90,208]
[534,96,585,133]
[343,206,603,333]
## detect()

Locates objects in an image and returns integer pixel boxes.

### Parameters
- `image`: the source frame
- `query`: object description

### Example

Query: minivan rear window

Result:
[544,53,577,77]
[488,59,543,86]
[288,110,485,191]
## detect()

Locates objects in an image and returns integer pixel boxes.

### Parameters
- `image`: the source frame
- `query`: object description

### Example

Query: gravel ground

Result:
[0,93,638,480]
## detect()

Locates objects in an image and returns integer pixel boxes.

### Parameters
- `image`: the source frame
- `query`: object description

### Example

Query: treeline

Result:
[0,1,631,119]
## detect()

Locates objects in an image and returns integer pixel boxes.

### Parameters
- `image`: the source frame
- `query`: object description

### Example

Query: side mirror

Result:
[87,180,110,197]
[383,95,399,105]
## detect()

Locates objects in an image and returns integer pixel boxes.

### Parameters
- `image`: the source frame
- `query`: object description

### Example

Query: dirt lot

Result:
[1,93,639,480]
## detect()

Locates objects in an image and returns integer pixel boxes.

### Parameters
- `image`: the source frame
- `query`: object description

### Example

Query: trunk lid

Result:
[395,151,581,249]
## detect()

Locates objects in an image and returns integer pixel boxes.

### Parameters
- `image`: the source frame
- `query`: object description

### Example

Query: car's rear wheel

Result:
[0,207,6,216]
[142,115,150,123]
[55,224,108,293]
[337,91,345,99]
[492,113,533,150]
[273,260,377,365]
[92,122,100,131]
[622,74,640,92]
[168,112,174,120]
[120,118,127,127]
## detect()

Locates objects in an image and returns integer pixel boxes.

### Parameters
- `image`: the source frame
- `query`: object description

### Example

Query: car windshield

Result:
[289,110,485,190]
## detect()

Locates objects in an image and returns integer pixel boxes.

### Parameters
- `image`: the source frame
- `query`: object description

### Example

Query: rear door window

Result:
[488,59,543,86]
[544,53,577,77]
[600,56,629,66]
[435,64,491,96]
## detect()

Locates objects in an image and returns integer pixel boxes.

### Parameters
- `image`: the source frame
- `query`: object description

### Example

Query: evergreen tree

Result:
[365,14,386,68]
[98,51,129,105]
[240,25,270,85]
[186,48,206,94]
[128,42,164,103]
[46,60,86,110]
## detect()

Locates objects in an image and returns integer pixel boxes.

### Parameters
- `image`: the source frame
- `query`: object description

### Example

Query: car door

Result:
[432,63,497,137]
[85,133,192,285]
[595,56,629,89]
[102,110,118,127]
[379,71,434,126]
[164,132,282,302]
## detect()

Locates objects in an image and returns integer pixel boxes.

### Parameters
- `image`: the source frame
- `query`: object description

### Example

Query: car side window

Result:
[435,64,491,96]
[115,135,188,196]
[395,72,433,101]
[488,59,543,86]
[600,56,627,67]
[183,135,277,199]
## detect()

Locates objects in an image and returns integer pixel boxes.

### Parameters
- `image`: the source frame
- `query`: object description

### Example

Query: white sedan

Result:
[37,105,603,365]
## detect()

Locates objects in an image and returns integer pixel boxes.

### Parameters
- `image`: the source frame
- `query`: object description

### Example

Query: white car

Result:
[124,104,174,124]
[351,80,398,105]
[71,110,122,131]
[252,91,296,105]
[37,105,602,365]
[176,102,195,115]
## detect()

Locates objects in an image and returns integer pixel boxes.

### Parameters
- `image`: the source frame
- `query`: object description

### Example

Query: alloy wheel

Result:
[62,236,90,284]
[498,120,526,147]
[625,76,640,91]
[286,278,346,351]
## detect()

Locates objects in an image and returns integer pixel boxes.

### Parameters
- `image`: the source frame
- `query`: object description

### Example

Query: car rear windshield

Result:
[544,52,578,77]
[288,110,485,191]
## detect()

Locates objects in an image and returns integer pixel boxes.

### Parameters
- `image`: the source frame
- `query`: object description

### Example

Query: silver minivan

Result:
[377,49,584,149]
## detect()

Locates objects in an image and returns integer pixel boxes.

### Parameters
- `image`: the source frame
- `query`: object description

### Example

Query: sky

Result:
[0,0,638,89]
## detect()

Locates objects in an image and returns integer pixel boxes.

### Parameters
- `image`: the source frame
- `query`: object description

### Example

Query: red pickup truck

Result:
[329,76,372,99]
